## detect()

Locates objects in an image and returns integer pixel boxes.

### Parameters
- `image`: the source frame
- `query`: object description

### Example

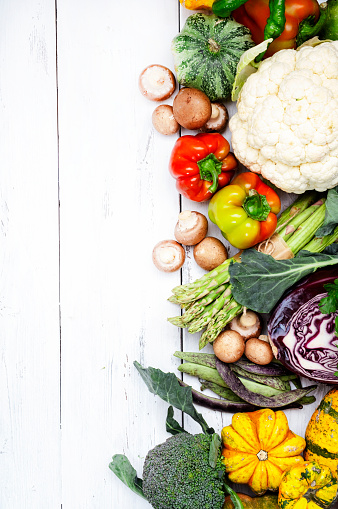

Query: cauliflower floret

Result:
[230,42,338,193]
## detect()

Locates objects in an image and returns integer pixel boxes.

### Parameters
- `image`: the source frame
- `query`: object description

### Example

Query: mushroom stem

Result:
[239,309,258,328]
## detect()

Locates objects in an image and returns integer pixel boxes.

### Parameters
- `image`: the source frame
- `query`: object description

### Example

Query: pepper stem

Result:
[243,190,271,221]
[197,154,223,194]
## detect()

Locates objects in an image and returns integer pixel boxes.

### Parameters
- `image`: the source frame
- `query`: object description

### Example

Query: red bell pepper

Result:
[169,133,237,202]
[232,0,321,57]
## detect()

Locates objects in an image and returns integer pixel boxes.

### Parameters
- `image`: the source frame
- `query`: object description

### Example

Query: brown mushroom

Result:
[193,237,227,271]
[201,103,229,133]
[245,337,274,365]
[139,65,176,101]
[152,105,180,135]
[213,330,245,363]
[173,88,211,130]
[152,240,185,272]
[227,309,262,341]
[174,211,208,246]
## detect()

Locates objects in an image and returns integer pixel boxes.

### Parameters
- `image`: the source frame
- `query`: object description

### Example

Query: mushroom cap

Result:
[174,210,208,246]
[245,338,274,365]
[228,312,262,341]
[213,330,245,363]
[201,103,228,133]
[193,237,227,271]
[139,65,176,101]
[173,88,211,130]
[152,240,185,272]
[152,105,180,135]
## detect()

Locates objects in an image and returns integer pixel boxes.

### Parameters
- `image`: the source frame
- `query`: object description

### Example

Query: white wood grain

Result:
[0,1,61,507]
[57,0,183,507]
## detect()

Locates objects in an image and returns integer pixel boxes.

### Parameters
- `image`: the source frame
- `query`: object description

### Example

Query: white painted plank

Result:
[0,1,61,507]
[57,0,183,507]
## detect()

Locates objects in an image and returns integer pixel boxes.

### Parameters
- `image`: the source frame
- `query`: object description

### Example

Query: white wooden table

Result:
[0,1,331,507]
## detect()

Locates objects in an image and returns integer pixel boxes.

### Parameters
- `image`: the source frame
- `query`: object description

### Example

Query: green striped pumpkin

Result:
[171,13,254,102]
[304,388,338,476]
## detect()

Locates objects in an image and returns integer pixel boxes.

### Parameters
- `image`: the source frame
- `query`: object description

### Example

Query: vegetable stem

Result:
[171,258,231,296]
[301,225,338,253]
[287,201,326,255]
[276,191,318,233]
[278,199,324,242]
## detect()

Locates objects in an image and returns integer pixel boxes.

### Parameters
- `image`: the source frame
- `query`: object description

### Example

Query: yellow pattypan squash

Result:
[278,461,338,508]
[304,388,338,477]
[179,0,215,9]
[221,409,306,495]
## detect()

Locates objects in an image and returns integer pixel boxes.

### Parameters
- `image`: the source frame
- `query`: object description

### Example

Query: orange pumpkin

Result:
[221,409,306,495]
[223,493,279,508]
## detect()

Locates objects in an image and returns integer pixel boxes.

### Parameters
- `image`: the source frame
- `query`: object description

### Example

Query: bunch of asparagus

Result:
[168,191,338,350]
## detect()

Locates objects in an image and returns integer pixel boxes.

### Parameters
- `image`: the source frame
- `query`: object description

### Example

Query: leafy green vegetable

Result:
[166,406,185,435]
[224,484,245,509]
[134,361,213,434]
[319,279,338,314]
[109,455,146,499]
[209,433,222,468]
[315,186,338,237]
[231,39,273,101]
[319,278,338,355]
[229,249,338,313]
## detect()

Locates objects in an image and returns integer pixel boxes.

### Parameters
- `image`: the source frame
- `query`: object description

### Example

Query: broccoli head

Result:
[142,431,226,509]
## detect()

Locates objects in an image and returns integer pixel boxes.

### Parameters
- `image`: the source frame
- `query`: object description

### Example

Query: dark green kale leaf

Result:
[109,455,146,499]
[166,405,185,435]
[229,249,338,313]
[315,186,338,236]
[134,361,213,434]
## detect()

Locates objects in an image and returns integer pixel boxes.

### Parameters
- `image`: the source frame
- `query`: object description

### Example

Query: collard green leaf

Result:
[209,433,222,468]
[134,361,211,434]
[109,454,146,499]
[166,405,185,435]
[229,249,338,313]
[315,186,338,236]
[324,244,338,255]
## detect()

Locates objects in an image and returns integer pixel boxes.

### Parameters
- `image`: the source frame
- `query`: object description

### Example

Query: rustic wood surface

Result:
[0,1,332,507]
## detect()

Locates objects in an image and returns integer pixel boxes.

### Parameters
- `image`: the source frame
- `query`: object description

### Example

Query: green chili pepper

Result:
[212,0,248,17]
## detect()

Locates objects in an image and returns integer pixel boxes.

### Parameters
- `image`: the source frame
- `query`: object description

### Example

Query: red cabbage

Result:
[268,268,338,384]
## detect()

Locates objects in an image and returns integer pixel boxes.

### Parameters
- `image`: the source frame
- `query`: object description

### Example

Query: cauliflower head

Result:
[230,41,338,193]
